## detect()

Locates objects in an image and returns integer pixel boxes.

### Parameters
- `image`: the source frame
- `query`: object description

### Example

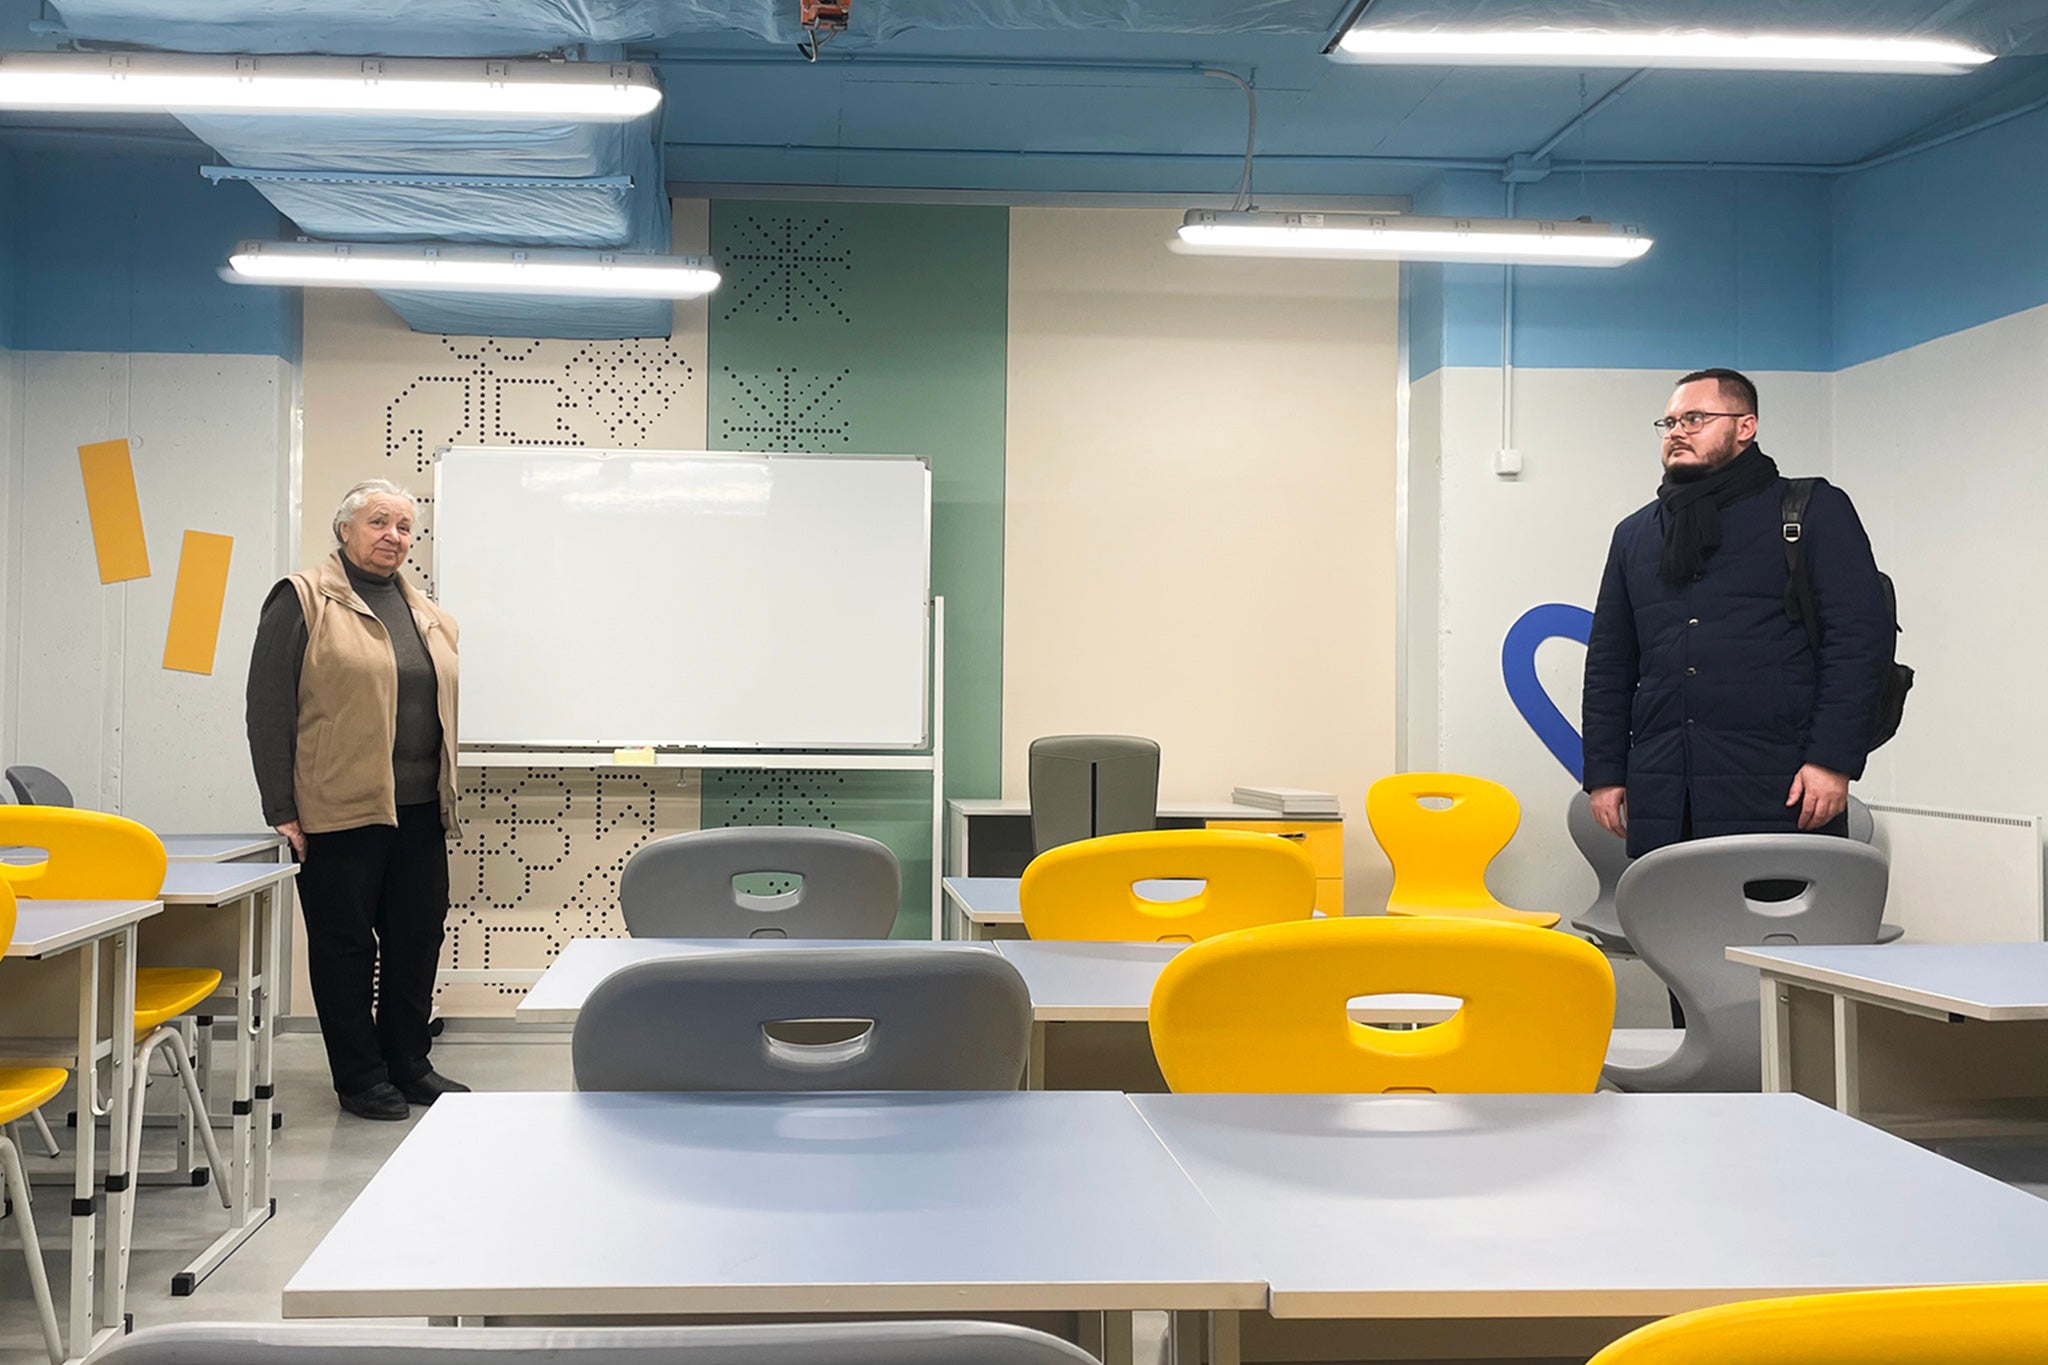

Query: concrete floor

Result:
[0,1033,573,1364]
[1,1029,2043,1365]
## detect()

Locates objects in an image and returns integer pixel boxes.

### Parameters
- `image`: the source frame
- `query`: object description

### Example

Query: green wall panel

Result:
[702,201,1009,937]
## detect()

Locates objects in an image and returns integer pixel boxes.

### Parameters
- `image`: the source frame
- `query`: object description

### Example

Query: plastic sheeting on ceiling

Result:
[47,0,1344,55]
[186,104,674,338]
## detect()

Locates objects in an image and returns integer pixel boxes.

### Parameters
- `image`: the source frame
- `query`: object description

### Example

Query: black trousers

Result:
[297,803,450,1095]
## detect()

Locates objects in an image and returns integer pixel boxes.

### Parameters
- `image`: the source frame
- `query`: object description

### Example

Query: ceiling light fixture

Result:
[1172,210,1653,267]
[1332,28,1993,74]
[223,241,721,299]
[0,52,662,120]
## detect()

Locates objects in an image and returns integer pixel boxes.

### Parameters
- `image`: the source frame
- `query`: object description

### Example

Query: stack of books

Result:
[1232,786,1342,817]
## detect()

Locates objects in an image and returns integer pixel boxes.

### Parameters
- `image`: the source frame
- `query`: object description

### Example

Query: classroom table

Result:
[988,939,1460,1090]
[514,936,996,1024]
[145,860,297,1294]
[1131,1090,2048,1361]
[161,832,291,863]
[1,898,157,1363]
[1732,941,2048,1139]
[942,876,1204,941]
[282,1090,1265,1364]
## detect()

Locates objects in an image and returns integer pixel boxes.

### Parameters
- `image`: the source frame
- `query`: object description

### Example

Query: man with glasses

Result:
[1581,368,1891,860]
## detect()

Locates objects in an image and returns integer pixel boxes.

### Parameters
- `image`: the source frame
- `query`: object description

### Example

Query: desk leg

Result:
[171,889,274,1294]
[102,925,137,1343]
[1027,1022,1046,1091]
[254,881,280,1211]
[1100,1311,1133,1365]
[1170,1312,1202,1365]
[1206,1312,1239,1365]
[1760,975,1791,1093]
[1833,995,1862,1119]
[67,939,103,1356]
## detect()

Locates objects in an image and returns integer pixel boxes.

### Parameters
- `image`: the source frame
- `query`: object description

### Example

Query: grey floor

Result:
[0,1032,572,1364]
[1,1027,2044,1365]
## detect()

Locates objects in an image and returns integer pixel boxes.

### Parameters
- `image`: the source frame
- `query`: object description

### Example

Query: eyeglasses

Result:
[1653,411,1749,434]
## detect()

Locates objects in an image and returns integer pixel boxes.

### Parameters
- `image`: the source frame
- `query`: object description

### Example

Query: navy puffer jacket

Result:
[1581,468,1891,857]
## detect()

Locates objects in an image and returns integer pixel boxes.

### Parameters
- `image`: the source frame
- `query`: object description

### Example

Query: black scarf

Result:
[1657,443,1779,585]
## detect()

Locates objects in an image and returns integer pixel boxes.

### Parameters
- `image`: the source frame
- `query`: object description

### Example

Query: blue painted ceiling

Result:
[5,0,2046,337]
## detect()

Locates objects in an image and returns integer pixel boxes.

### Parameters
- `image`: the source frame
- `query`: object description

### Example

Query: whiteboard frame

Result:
[432,445,934,752]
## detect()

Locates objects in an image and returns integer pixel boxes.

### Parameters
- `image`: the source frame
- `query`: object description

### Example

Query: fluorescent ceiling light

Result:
[1334,28,1993,73]
[224,241,720,299]
[1173,210,1652,267]
[0,52,661,120]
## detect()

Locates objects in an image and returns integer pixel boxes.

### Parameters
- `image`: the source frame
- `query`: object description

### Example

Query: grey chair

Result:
[1603,834,1888,1093]
[618,826,900,939]
[1566,790,1633,951]
[1571,791,1899,953]
[572,945,1033,1092]
[1028,734,1160,855]
[4,767,72,807]
[99,1320,1101,1365]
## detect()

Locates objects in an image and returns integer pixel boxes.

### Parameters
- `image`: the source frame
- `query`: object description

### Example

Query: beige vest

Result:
[288,551,462,836]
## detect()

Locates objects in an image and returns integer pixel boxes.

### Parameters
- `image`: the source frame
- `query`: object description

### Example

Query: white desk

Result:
[145,861,297,1293]
[992,939,1458,1093]
[3,898,157,1362]
[284,1090,1264,1359]
[946,798,1343,886]
[159,833,290,864]
[515,937,995,1024]
[1133,1091,2048,1357]
[942,876,1203,941]
[1733,942,2048,1139]
[991,940,1458,1026]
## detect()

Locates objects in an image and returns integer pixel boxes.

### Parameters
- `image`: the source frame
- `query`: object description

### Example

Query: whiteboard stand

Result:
[457,596,948,943]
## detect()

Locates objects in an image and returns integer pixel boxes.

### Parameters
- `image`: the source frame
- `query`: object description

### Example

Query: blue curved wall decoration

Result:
[1502,603,1594,783]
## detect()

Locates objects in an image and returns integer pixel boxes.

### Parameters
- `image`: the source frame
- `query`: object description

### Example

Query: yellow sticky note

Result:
[78,439,151,583]
[163,531,234,675]
[611,746,657,766]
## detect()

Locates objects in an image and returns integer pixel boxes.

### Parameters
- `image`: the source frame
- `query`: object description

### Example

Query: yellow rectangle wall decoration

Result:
[78,438,151,583]
[163,531,234,675]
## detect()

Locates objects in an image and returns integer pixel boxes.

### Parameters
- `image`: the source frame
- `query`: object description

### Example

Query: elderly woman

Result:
[245,479,465,1120]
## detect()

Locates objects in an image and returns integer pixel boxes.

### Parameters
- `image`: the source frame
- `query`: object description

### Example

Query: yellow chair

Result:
[1019,829,1318,942]
[1148,915,1615,1093]
[0,808,234,1223]
[1585,1283,2048,1364]
[1367,773,1560,928]
[0,878,69,1363]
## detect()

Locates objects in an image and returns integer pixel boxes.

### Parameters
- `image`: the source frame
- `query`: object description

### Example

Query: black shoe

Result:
[337,1082,409,1121]
[396,1070,472,1106]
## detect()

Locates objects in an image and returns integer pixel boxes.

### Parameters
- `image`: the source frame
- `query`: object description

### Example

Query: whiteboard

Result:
[433,447,931,749]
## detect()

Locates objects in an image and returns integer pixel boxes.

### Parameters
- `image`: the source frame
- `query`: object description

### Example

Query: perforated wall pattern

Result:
[299,211,714,1015]
[437,768,702,1012]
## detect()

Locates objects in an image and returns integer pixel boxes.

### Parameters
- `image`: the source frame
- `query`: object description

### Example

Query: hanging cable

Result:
[1201,68,1257,212]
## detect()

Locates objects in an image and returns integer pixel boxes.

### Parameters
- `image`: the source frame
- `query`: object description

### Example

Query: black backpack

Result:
[1782,478,1914,750]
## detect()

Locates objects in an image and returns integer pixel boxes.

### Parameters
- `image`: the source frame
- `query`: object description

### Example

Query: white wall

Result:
[0,343,19,768]
[1414,365,1834,918]
[6,352,290,826]
[1003,207,1401,909]
[1832,300,2048,820]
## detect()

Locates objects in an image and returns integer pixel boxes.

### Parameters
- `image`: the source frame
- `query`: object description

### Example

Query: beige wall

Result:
[1003,207,1400,907]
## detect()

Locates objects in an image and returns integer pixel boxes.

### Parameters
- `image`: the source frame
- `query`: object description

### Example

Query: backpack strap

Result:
[1782,478,1822,654]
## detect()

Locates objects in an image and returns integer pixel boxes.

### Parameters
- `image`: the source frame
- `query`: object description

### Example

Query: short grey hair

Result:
[332,480,417,545]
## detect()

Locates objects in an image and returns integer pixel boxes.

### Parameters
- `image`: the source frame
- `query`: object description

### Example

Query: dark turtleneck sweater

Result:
[245,555,443,827]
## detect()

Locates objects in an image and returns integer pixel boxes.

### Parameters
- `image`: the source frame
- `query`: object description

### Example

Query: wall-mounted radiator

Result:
[1866,802,2045,942]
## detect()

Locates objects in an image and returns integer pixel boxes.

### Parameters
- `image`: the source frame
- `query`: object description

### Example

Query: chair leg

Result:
[28,1108,59,1160]
[127,1027,234,1217]
[0,1134,66,1364]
